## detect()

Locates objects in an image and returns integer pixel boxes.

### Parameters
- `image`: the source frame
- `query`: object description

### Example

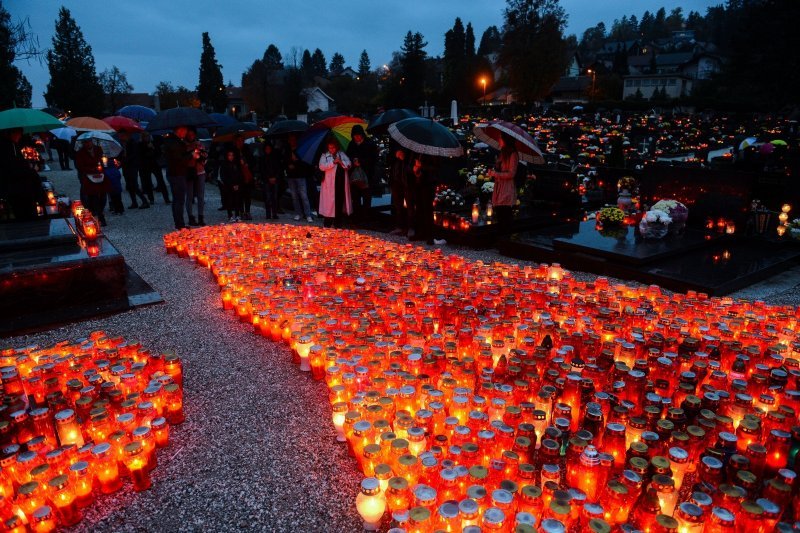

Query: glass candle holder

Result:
[91,443,122,494]
[47,474,81,527]
[356,477,386,531]
[123,442,151,492]
[68,461,94,508]
[54,410,84,448]
[30,505,57,533]
[674,501,703,532]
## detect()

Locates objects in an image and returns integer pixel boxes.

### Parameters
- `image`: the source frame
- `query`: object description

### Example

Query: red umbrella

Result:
[102,115,143,133]
[473,120,545,164]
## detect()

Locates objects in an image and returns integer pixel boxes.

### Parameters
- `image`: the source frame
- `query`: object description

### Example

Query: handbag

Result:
[241,162,254,184]
[350,166,369,190]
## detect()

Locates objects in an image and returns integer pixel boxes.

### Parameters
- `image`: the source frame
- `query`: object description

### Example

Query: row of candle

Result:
[0,332,184,531]
[165,224,800,532]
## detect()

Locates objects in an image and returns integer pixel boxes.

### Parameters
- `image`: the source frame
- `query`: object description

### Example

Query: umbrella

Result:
[771,139,788,146]
[0,108,64,133]
[212,122,263,143]
[473,121,545,164]
[296,116,367,164]
[67,116,115,132]
[116,105,157,122]
[264,119,309,137]
[146,107,215,132]
[367,108,418,134]
[102,115,143,133]
[76,131,122,157]
[209,112,238,127]
[51,126,77,142]
[388,117,464,158]
[738,137,758,150]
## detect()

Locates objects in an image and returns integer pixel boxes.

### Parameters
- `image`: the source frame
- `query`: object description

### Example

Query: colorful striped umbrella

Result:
[296,116,367,165]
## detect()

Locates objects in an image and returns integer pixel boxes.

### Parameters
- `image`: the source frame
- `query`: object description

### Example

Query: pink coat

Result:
[318,151,353,217]
[491,151,519,207]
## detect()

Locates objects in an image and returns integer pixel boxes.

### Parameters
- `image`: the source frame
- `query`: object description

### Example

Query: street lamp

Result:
[587,69,596,103]
[480,77,487,105]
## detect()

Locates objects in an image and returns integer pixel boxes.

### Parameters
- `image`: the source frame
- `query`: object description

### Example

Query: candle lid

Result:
[360,477,380,495]
[54,409,76,423]
[710,506,735,525]
[91,442,112,458]
[438,501,458,519]
[47,474,68,490]
[588,518,611,533]
[655,514,678,529]
[482,507,505,525]
[408,506,430,524]
[539,518,566,533]
[458,498,479,516]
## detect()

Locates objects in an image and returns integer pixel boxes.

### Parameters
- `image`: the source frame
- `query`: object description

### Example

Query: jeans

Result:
[287,178,311,217]
[167,174,187,228]
[186,174,205,220]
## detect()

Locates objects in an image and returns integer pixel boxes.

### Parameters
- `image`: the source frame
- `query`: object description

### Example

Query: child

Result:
[105,158,125,215]
[220,150,243,221]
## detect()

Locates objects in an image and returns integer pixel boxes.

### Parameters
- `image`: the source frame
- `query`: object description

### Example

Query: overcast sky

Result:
[9,0,720,108]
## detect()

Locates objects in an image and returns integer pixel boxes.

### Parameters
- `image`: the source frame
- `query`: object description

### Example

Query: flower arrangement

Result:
[481,181,495,194]
[789,218,800,239]
[460,165,493,199]
[597,206,625,226]
[639,209,673,239]
[433,186,466,212]
[652,199,689,226]
[617,176,638,194]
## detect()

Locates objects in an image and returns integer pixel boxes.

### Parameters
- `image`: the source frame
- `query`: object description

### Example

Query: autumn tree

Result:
[197,32,226,112]
[45,7,104,115]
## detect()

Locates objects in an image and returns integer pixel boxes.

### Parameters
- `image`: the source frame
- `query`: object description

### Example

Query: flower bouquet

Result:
[639,209,672,240]
[433,187,466,212]
[652,199,688,231]
[789,218,800,240]
[597,206,625,227]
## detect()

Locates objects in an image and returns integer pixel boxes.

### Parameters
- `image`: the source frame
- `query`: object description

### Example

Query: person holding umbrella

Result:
[487,133,519,228]
[345,124,378,222]
[318,138,352,228]
[75,138,110,226]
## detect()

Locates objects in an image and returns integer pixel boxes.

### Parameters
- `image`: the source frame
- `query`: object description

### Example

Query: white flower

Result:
[468,175,478,185]
[482,182,495,193]
[644,209,672,224]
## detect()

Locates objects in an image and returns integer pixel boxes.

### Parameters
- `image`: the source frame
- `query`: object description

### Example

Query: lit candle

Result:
[47,474,81,526]
[54,410,84,448]
[91,443,122,494]
[123,442,151,492]
[356,477,386,531]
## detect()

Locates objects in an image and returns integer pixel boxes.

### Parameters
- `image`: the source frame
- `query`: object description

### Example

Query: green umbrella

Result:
[771,139,788,146]
[0,108,64,133]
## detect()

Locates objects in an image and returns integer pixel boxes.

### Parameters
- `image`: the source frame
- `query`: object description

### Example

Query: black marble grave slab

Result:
[0,218,76,253]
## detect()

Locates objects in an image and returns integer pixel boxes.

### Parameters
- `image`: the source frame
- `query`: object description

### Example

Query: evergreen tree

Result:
[310,48,327,77]
[197,32,226,111]
[44,7,104,115]
[465,23,476,57]
[578,22,606,55]
[241,44,283,116]
[443,18,466,99]
[99,66,132,113]
[398,31,427,107]
[329,52,345,74]
[300,49,313,84]
[0,1,34,109]
[357,50,371,78]
[477,25,502,56]
[500,0,568,104]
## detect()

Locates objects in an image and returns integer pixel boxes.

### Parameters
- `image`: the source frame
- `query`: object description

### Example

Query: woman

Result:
[184,128,207,226]
[318,139,352,228]
[220,150,243,222]
[259,141,282,219]
[487,133,519,228]
[75,139,110,226]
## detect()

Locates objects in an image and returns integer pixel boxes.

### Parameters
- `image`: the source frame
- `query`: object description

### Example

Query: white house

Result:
[301,87,334,113]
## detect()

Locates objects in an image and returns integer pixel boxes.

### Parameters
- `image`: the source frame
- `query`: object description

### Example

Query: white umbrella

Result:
[51,127,76,142]
[76,131,122,157]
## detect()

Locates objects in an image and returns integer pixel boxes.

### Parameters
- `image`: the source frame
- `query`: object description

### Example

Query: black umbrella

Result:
[264,119,309,137]
[146,107,215,132]
[212,121,263,143]
[41,107,64,118]
[388,117,464,157]
[367,108,419,134]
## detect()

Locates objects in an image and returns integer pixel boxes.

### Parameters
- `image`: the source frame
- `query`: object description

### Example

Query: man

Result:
[345,124,378,222]
[388,145,409,236]
[284,134,313,222]
[164,126,194,229]
[0,127,44,221]
[118,131,150,209]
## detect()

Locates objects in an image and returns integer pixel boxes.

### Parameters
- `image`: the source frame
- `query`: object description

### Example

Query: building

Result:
[301,87,335,113]
[550,76,592,104]
[225,86,249,118]
[622,51,722,100]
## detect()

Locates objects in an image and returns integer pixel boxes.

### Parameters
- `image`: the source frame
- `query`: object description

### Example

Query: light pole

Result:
[587,69,596,103]
[481,77,487,106]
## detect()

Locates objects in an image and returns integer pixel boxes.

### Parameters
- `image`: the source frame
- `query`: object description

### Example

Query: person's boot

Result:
[139,199,150,209]
[198,216,205,226]
[188,216,199,226]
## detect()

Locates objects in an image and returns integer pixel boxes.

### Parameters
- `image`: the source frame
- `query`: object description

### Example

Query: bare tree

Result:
[99,66,133,113]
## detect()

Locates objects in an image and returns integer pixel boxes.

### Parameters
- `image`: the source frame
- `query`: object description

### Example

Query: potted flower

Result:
[639,209,673,240]
[597,206,626,228]
[652,199,689,232]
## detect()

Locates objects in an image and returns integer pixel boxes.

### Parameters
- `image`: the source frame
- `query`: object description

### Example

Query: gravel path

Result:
[6,166,800,532]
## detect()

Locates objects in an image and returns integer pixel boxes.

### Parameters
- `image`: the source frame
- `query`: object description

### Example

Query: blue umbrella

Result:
[117,105,157,122]
[209,113,237,127]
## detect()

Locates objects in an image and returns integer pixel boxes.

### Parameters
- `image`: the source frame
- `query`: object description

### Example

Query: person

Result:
[139,132,170,204]
[234,137,255,220]
[487,133,519,228]
[75,139,109,226]
[118,132,150,209]
[54,136,72,170]
[184,128,207,226]
[105,158,124,215]
[0,127,44,221]
[410,155,436,245]
[220,150,243,221]
[345,124,378,222]
[388,145,409,235]
[318,139,352,228]
[163,125,193,229]
[284,134,313,222]
[259,141,282,219]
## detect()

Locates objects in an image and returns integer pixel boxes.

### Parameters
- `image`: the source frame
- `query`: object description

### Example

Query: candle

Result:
[68,461,94,508]
[47,474,81,526]
[54,410,84,448]
[91,443,122,494]
[123,442,151,491]
[356,477,386,531]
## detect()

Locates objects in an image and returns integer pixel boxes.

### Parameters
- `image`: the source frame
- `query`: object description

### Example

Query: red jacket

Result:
[76,145,109,194]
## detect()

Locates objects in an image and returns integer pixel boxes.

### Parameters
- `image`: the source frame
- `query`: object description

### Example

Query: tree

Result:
[500,0,568,104]
[300,49,313,84]
[443,18,466,98]
[45,7,104,115]
[156,81,199,109]
[197,32,226,112]
[357,50,371,78]
[477,25,502,56]
[465,23,476,57]
[399,31,427,106]
[241,44,284,116]
[578,22,606,55]
[0,1,34,109]
[310,48,327,77]
[329,52,345,74]
[99,66,132,113]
